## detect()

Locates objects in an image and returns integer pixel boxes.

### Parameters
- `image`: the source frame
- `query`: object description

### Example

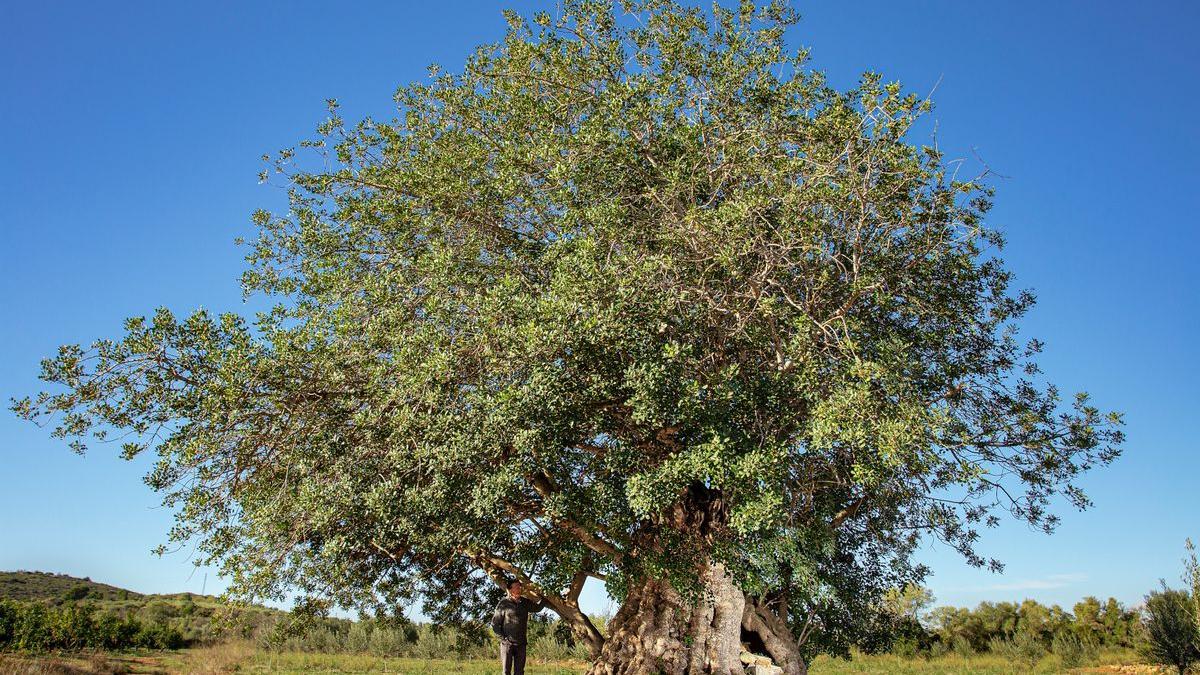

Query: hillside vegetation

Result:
[0,571,142,603]
[0,570,284,647]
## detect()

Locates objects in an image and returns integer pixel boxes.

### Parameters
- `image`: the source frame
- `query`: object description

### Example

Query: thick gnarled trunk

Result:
[586,562,804,675]
[587,562,745,675]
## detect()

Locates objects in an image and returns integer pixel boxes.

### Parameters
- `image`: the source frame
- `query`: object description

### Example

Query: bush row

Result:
[887,595,1142,661]
[0,599,185,652]
[263,615,591,661]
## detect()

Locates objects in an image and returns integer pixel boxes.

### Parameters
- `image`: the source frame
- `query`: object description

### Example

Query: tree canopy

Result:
[12,1,1123,671]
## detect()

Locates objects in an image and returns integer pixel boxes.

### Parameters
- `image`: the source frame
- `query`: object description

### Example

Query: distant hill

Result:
[0,570,271,608]
[0,570,146,603]
[0,570,296,644]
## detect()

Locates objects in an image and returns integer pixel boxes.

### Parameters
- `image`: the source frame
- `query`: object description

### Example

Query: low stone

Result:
[739,650,781,674]
[740,651,773,666]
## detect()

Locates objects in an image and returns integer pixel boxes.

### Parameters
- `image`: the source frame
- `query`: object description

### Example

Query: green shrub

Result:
[61,585,91,602]
[11,602,49,651]
[140,600,176,626]
[133,622,185,649]
[452,621,490,655]
[987,628,1045,665]
[94,613,140,650]
[1142,585,1199,675]
[0,600,17,646]
[1050,630,1096,668]
[44,604,95,650]
[366,625,411,656]
[886,616,935,657]
[529,632,591,660]
[950,634,975,657]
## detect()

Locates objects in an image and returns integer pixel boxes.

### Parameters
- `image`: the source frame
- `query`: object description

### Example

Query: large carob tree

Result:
[12,1,1123,673]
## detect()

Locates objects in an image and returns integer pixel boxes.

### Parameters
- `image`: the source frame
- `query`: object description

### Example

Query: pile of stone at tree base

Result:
[740,650,783,675]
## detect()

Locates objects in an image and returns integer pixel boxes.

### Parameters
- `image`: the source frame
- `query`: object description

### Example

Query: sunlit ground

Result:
[0,644,1164,674]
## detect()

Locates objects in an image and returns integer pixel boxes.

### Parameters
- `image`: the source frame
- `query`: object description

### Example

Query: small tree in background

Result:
[882,584,935,625]
[881,585,936,655]
[1186,539,1200,631]
[1143,582,1198,675]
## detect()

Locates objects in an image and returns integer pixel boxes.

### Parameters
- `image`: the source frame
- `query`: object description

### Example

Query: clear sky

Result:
[2,1,1197,620]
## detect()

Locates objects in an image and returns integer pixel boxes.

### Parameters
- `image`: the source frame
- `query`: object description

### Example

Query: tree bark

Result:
[586,562,749,675]
[741,599,807,675]
[583,484,806,673]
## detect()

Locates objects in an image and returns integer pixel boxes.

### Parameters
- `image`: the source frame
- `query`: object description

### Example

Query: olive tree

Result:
[11,1,1123,673]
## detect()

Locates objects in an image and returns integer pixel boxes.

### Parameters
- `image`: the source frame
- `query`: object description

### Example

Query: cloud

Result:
[946,573,1087,593]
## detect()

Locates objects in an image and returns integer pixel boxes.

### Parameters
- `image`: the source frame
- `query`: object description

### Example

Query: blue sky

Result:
[1,1,1197,620]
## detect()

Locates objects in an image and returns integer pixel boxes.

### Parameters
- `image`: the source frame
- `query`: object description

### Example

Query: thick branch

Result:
[830,495,867,529]
[568,567,589,605]
[529,471,626,563]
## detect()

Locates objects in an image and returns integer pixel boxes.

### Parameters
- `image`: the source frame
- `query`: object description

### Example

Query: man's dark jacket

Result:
[491,596,546,644]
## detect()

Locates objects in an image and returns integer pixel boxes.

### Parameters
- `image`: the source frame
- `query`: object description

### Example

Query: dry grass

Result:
[167,641,256,674]
[0,651,143,674]
[807,650,1160,675]
[241,651,586,673]
[0,647,1162,674]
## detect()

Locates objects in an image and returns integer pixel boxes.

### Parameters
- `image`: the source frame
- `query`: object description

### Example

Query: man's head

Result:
[507,579,523,599]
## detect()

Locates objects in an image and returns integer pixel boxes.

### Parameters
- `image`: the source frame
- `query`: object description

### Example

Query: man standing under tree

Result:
[491,580,546,675]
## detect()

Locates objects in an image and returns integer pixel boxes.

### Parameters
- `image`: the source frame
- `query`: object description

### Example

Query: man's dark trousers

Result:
[500,638,526,675]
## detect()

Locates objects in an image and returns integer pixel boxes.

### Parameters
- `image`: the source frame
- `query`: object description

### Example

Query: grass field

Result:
[0,644,1163,675]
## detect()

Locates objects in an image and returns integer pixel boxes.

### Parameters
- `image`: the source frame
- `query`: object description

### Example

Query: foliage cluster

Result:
[0,599,185,652]
[928,596,1139,654]
[879,593,1141,667]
